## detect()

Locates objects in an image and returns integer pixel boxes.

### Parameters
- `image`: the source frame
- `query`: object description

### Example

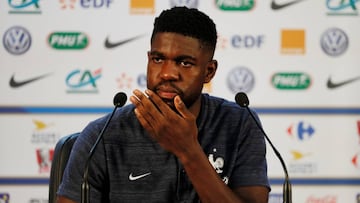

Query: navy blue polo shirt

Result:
[58,94,269,202]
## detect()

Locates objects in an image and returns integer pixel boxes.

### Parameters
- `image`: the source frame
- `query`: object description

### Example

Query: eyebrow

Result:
[148,51,197,61]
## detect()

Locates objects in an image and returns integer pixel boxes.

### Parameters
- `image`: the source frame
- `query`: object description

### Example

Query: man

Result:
[57,7,270,203]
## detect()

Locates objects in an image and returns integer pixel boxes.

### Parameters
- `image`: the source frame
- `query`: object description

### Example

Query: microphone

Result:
[235,92,292,203]
[81,92,127,203]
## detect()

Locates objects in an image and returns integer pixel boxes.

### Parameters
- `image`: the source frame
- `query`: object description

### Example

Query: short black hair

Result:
[151,7,217,54]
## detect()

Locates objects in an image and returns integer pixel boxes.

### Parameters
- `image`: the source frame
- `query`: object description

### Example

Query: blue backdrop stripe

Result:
[0,107,360,114]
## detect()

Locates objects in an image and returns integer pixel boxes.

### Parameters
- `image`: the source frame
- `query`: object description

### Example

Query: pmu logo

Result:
[272,72,311,90]
[231,34,265,49]
[326,0,359,16]
[8,0,41,14]
[215,0,255,11]
[48,32,89,50]
[287,121,315,141]
[36,148,54,173]
[66,68,102,93]
[0,193,9,203]
[3,26,32,55]
[320,28,348,57]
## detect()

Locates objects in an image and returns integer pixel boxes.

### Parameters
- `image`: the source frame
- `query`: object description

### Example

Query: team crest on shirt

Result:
[208,148,229,184]
[208,154,224,173]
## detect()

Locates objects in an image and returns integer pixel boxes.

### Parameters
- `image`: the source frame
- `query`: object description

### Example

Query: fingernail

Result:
[145,89,152,97]
[175,96,182,104]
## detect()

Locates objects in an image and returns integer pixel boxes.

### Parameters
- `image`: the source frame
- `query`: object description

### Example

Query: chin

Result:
[165,101,175,108]
[163,100,177,112]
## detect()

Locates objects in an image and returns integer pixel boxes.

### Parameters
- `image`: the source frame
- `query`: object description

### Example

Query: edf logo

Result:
[80,0,113,8]
[231,35,265,48]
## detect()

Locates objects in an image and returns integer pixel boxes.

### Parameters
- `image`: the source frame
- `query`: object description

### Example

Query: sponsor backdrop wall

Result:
[1,0,360,202]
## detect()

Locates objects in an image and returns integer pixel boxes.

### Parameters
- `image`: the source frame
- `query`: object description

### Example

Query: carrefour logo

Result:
[287,121,315,141]
[215,0,255,11]
[272,72,311,90]
[48,32,89,50]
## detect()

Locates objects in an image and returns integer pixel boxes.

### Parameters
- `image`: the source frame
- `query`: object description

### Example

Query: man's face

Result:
[147,32,216,111]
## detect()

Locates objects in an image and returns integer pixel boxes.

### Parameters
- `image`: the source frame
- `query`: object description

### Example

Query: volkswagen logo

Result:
[170,0,198,8]
[3,26,32,55]
[227,66,255,93]
[320,27,348,57]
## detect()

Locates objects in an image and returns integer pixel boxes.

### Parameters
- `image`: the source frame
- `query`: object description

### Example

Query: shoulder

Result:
[201,94,247,115]
[90,104,136,126]
[78,104,136,139]
[200,94,261,125]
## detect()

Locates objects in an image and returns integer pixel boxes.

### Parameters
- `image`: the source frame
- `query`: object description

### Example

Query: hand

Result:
[130,89,199,158]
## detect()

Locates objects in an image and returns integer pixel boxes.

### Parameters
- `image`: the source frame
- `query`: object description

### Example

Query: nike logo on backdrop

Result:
[104,35,145,49]
[128,172,151,181]
[9,73,52,88]
[271,0,305,10]
[327,75,360,89]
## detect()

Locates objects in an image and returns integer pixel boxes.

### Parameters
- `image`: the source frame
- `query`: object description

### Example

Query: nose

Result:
[160,60,179,81]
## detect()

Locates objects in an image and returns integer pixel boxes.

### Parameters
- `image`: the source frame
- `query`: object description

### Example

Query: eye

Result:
[178,60,194,68]
[151,57,163,64]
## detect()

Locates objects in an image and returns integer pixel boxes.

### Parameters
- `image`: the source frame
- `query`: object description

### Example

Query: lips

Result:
[156,86,179,100]
[157,90,178,100]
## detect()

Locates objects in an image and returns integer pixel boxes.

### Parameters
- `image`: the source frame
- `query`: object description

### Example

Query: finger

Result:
[133,108,156,136]
[132,90,156,114]
[174,95,193,119]
[130,90,157,126]
[129,94,140,107]
[145,89,173,114]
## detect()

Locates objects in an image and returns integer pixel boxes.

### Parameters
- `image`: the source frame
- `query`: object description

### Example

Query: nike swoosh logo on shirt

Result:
[104,35,145,49]
[271,0,305,10]
[129,172,151,181]
[327,75,360,89]
[9,73,52,88]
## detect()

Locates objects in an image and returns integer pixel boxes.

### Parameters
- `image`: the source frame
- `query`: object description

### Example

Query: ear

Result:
[204,60,218,83]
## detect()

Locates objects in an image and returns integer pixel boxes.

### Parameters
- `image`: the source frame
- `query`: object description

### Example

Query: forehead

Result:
[150,32,204,56]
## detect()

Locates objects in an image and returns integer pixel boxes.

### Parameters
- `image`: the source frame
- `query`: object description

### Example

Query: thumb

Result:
[174,96,192,118]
